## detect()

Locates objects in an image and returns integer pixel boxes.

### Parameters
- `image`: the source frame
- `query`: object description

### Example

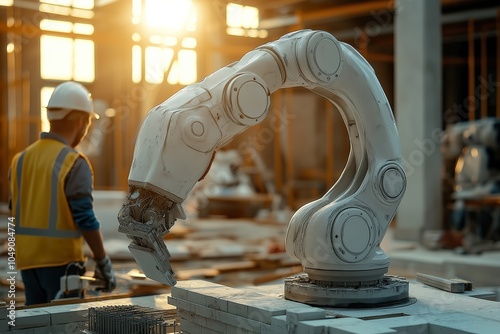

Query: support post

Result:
[395,0,442,241]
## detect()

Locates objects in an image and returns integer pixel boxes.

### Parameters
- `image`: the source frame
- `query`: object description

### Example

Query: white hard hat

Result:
[46,81,99,121]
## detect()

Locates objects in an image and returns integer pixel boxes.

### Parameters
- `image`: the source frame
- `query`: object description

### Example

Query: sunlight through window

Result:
[40,35,73,80]
[74,39,95,82]
[40,0,94,18]
[226,3,267,38]
[145,46,163,84]
[40,0,93,9]
[39,1,94,82]
[41,87,55,133]
[132,0,197,85]
[132,45,142,83]
[40,35,95,82]
[177,50,196,85]
[133,0,196,32]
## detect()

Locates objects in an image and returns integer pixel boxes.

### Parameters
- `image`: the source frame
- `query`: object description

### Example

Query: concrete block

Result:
[226,323,258,334]
[325,317,396,334]
[173,279,225,293]
[172,297,218,322]
[295,318,395,334]
[217,307,262,333]
[270,315,287,333]
[180,318,204,334]
[187,288,229,312]
[286,307,326,325]
[244,299,289,324]
[227,296,253,318]
[261,323,273,334]
[428,312,500,334]
[295,318,333,334]
[33,327,50,334]
[178,308,207,327]
[171,284,189,300]
[370,315,429,334]
[44,322,87,334]
[206,314,229,333]
[48,308,88,325]
[174,296,259,332]
[179,317,223,334]
[201,325,223,334]
[167,296,190,311]
[191,301,219,320]
[12,309,50,329]
[9,328,34,334]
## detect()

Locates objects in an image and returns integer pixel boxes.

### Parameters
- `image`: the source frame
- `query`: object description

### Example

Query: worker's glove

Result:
[93,255,117,292]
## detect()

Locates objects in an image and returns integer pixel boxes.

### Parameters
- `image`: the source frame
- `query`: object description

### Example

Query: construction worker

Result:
[9,81,116,305]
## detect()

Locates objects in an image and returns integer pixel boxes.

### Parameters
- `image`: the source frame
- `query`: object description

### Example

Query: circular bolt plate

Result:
[284,274,410,308]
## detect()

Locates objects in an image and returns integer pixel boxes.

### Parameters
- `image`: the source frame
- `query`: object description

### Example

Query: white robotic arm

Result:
[118,30,407,305]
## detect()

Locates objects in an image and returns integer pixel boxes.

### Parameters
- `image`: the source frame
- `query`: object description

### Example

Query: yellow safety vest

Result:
[10,138,87,270]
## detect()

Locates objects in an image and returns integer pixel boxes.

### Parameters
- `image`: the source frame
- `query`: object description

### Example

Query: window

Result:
[39,15,94,82]
[226,3,267,38]
[132,0,196,32]
[39,0,94,18]
[39,24,95,82]
[131,0,197,85]
[40,87,55,132]
[39,1,95,131]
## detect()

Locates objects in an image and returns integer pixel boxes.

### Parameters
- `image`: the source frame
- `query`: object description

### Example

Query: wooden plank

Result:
[451,278,473,291]
[251,265,302,285]
[212,260,256,273]
[416,273,470,293]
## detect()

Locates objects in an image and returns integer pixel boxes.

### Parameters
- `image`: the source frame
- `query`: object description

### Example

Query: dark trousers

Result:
[21,262,86,306]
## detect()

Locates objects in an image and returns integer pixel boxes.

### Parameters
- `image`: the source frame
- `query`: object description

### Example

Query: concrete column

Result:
[395,0,442,241]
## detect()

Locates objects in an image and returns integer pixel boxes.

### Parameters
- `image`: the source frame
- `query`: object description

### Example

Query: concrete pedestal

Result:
[169,279,500,334]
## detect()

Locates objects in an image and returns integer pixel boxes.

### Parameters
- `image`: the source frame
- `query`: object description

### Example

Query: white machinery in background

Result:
[117,30,408,307]
[442,118,500,199]
[442,118,500,251]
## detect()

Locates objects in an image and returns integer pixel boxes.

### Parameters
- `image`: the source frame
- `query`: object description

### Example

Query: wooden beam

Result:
[302,1,393,23]
[480,27,487,119]
[468,19,475,121]
[416,273,473,293]
[497,9,500,118]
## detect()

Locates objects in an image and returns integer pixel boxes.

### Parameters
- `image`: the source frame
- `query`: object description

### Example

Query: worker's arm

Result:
[66,157,116,292]
[80,229,106,260]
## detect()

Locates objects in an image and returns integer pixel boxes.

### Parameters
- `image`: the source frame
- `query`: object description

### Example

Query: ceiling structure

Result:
[243,0,500,62]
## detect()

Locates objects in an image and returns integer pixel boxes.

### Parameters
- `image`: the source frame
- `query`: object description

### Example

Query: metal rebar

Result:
[87,305,176,334]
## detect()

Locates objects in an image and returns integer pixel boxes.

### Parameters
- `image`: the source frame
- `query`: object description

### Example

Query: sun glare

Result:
[41,87,55,132]
[143,0,196,32]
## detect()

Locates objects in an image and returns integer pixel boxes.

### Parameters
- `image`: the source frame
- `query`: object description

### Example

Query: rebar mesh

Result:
[87,305,177,334]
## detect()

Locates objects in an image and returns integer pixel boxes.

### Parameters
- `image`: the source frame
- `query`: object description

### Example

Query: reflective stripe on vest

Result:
[15,147,81,239]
